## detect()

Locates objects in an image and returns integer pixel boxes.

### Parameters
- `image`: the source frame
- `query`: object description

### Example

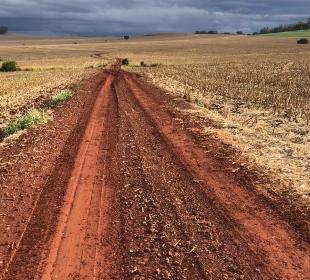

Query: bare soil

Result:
[0,67,309,280]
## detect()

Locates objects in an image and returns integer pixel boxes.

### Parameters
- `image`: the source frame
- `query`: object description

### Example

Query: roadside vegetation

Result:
[0,89,74,141]
[0,109,50,141]
[48,90,73,108]
[0,69,94,130]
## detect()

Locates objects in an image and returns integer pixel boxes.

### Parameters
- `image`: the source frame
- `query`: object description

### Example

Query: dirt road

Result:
[1,67,309,279]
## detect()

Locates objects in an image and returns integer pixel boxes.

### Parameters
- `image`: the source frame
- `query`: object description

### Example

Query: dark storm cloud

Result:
[0,0,309,35]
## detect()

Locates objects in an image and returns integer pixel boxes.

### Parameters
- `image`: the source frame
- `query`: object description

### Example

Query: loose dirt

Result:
[1,66,309,280]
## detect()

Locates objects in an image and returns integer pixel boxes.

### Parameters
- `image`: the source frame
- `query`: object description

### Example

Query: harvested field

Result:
[139,46,310,214]
[142,58,310,121]
[0,34,309,279]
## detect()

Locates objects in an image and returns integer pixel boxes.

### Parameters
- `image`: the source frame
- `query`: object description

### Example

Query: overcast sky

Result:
[0,0,309,35]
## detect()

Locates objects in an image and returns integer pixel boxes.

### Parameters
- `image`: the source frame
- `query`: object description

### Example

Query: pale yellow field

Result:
[1,33,310,66]
[142,57,310,122]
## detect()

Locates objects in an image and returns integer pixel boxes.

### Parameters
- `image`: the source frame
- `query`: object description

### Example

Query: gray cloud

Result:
[0,0,309,35]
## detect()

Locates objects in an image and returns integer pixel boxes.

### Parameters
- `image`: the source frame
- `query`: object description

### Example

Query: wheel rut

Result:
[37,74,117,280]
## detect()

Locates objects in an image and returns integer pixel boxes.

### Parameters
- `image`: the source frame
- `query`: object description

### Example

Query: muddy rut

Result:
[1,69,309,280]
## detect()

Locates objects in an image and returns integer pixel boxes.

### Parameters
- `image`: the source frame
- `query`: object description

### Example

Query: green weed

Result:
[0,109,50,141]
[48,90,73,108]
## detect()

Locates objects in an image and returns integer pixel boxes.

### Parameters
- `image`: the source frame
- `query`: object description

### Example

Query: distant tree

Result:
[236,31,243,35]
[124,35,130,40]
[223,32,231,35]
[195,30,207,34]
[260,27,271,34]
[0,26,8,35]
[207,30,218,34]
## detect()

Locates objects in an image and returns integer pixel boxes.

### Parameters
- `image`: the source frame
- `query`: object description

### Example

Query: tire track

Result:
[3,67,309,280]
[124,73,310,279]
[39,74,117,280]
[114,75,269,279]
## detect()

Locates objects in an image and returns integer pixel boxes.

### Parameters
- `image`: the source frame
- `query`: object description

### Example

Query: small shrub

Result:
[0,109,50,141]
[149,63,161,67]
[0,61,19,72]
[48,90,73,108]
[139,62,160,67]
[140,61,147,67]
[297,38,309,44]
[124,35,130,40]
[122,58,129,66]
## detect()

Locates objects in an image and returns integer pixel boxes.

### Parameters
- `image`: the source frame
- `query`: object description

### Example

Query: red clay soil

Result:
[0,67,309,280]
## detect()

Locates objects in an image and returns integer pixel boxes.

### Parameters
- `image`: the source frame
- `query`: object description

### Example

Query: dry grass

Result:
[142,57,310,122]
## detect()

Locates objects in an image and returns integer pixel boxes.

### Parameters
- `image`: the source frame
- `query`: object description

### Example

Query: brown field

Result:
[0,33,309,279]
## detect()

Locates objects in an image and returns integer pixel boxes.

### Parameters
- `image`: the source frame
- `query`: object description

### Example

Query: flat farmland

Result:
[0,34,309,279]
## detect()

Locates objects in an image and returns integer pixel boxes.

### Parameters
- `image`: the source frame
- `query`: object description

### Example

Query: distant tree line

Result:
[195,30,243,35]
[0,26,8,34]
[258,18,310,34]
[195,30,218,34]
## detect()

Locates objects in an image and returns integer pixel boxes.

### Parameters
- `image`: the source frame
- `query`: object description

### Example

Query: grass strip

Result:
[0,89,73,142]
[48,90,73,108]
[0,109,50,141]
